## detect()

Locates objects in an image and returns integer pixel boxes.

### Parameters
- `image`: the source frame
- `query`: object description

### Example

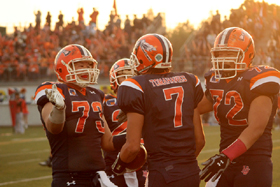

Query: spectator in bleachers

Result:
[57,11,64,31]
[141,14,151,28]
[27,57,39,80]
[154,13,163,30]
[267,34,277,58]
[34,10,42,31]
[124,15,132,41]
[77,7,84,25]
[222,15,231,30]
[46,11,52,29]
[115,15,121,29]
[211,10,221,33]
[0,62,7,81]
[206,29,216,48]
[89,7,99,30]
[98,61,109,78]
[16,56,27,81]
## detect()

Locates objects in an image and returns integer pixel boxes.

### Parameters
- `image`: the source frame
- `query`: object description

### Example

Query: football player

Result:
[112,34,205,187]
[34,44,125,187]
[197,27,280,187]
[103,58,147,187]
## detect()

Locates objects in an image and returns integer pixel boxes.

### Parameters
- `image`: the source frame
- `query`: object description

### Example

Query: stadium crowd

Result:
[0,7,163,82]
[0,0,280,82]
[179,0,280,76]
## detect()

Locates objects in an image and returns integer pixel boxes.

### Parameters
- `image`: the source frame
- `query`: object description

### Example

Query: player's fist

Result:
[199,153,230,182]
[45,84,65,110]
[112,144,147,175]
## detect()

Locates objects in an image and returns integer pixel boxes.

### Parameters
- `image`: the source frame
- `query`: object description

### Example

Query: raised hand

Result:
[45,84,65,110]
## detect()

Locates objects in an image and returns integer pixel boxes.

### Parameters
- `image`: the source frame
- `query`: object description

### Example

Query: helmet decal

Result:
[155,54,163,62]
[140,39,156,61]
[62,50,71,56]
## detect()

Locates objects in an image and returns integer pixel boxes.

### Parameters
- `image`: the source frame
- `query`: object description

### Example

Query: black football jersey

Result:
[34,82,106,173]
[117,72,204,180]
[103,94,127,168]
[204,65,280,157]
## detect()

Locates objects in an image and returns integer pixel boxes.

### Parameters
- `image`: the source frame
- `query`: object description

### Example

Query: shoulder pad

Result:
[243,66,280,95]
[204,70,215,80]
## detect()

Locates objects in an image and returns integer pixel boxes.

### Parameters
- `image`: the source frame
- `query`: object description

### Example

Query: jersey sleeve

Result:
[247,66,280,96]
[34,82,65,109]
[204,70,215,102]
[193,75,204,108]
[117,78,145,115]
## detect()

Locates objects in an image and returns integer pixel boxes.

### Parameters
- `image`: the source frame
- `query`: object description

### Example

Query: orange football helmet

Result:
[211,27,255,79]
[109,58,135,92]
[130,33,173,74]
[54,44,100,87]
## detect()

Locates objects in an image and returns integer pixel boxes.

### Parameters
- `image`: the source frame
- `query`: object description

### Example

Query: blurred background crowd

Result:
[0,0,280,83]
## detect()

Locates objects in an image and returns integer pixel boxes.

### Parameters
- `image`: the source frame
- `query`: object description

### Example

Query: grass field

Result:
[0,126,280,187]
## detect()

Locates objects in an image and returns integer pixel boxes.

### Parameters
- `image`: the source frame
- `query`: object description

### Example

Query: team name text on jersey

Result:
[149,75,187,87]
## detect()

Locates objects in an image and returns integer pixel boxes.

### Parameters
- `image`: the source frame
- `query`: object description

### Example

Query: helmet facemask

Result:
[64,58,100,87]
[211,47,247,79]
[130,53,142,73]
[110,67,136,91]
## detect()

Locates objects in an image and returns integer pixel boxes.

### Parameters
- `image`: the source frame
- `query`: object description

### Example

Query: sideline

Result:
[0,139,279,186]
[0,137,47,146]
[0,176,52,186]
[0,149,49,157]
[8,158,41,165]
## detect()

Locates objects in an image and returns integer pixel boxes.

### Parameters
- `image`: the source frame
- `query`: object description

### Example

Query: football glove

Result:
[117,110,127,123]
[199,153,230,182]
[112,144,147,175]
[45,84,65,110]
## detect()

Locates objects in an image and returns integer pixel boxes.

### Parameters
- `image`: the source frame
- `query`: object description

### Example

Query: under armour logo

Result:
[90,91,96,94]
[241,165,250,175]
[66,180,76,186]
[217,160,224,166]
[237,77,243,81]
[108,174,114,179]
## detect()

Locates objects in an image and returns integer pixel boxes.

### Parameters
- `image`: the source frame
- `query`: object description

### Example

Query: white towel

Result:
[124,172,138,187]
[97,171,118,187]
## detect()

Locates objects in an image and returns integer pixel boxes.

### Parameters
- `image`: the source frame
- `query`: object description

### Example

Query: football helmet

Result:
[109,58,135,92]
[130,33,173,74]
[54,44,100,87]
[211,27,255,79]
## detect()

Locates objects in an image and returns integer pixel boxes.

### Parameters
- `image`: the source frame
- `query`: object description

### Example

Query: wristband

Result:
[113,133,126,151]
[112,154,127,175]
[48,105,66,124]
[221,139,247,161]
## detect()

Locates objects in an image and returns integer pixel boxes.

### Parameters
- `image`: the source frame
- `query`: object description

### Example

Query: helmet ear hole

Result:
[139,60,143,64]
[58,68,62,73]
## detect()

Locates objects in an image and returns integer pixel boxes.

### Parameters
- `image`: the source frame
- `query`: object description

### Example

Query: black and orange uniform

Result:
[117,72,204,186]
[204,65,280,187]
[103,93,147,186]
[35,82,106,185]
